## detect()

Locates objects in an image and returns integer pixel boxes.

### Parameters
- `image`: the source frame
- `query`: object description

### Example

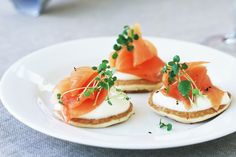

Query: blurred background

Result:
[0,0,234,76]
[1,0,236,156]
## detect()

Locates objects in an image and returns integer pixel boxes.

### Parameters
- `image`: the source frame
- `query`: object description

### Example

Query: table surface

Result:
[1,0,236,156]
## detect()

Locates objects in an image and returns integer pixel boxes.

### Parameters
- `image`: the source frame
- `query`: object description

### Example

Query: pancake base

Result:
[56,103,134,128]
[148,91,232,123]
[115,79,162,93]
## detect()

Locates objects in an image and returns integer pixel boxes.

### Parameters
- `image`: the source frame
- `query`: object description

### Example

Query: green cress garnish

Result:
[162,55,202,104]
[81,60,116,97]
[85,60,129,105]
[112,25,139,59]
[56,93,63,104]
[57,60,129,106]
[159,119,172,131]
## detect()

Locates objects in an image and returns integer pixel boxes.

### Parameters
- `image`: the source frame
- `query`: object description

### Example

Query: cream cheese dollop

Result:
[114,72,141,80]
[152,91,231,112]
[52,87,131,119]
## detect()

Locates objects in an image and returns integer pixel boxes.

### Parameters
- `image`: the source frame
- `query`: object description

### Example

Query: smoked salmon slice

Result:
[110,24,165,82]
[186,63,224,110]
[162,62,224,110]
[55,67,108,120]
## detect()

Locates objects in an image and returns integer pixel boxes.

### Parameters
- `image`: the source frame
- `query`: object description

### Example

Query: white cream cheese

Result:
[79,96,130,119]
[52,88,131,119]
[152,91,230,112]
[115,72,141,80]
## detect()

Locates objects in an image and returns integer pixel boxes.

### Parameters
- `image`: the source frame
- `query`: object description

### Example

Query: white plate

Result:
[1,37,236,149]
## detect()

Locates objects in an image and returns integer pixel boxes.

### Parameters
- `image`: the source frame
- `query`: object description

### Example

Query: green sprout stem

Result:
[159,119,172,131]
[162,55,203,104]
[112,25,139,59]
[59,60,129,106]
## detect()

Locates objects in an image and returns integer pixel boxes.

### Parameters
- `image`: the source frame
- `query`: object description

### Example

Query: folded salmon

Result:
[55,67,106,119]
[148,55,232,123]
[110,24,165,92]
[52,63,134,128]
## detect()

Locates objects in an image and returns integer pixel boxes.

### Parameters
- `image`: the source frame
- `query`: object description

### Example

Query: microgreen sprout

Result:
[56,93,63,105]
[159,119,172,131]
[162,55,203,104]
[59,60,130,106]
[82,60,117,97]
[112,25,139,59]
[80,60,129,105]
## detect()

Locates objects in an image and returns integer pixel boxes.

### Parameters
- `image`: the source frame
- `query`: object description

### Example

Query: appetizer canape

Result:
[148,55,232,123]
[109,24,165,93]
[52,60,134,128]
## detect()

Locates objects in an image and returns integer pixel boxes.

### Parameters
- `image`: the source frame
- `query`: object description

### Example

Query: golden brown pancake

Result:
[148,91,232,123]
[55,103,134,128]
[115,79,162,93]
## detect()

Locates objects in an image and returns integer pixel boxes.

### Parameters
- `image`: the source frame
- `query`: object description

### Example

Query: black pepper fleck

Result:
[148,131,152,134]
[176,100,179,105]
